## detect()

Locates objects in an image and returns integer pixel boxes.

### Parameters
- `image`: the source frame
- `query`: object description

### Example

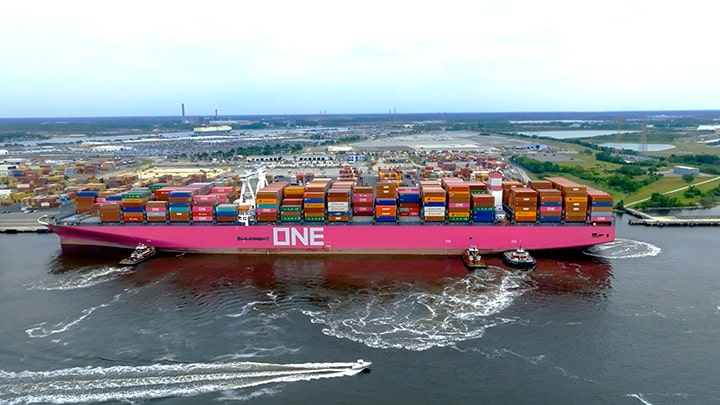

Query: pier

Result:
[625,207,720,227]
[0,211,54,233]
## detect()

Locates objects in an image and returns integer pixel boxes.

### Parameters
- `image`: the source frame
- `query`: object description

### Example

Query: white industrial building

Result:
[672,165,700,175]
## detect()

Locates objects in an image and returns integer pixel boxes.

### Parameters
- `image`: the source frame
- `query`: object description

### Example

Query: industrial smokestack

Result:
[181,103,185,118]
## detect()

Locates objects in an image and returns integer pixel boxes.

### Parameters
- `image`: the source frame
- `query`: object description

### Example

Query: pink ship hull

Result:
[47,222,615,255]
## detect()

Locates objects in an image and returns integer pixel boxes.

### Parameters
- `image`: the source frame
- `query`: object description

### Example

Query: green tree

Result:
[699,195,716,208]
[682,173,695,183]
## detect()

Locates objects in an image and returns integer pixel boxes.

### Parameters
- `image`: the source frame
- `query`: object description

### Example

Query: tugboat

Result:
[119,243,156,266]
[502,246,536,270]
[462,245,488,270]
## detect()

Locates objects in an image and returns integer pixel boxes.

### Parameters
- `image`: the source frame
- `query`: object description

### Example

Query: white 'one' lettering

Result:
[273,227,324,246]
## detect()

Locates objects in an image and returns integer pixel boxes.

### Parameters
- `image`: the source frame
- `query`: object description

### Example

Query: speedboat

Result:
[119,243,156,266]
[502,247,536,270]
[462,245,488,270]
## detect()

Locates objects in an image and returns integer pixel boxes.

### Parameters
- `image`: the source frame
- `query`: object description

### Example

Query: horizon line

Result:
[2,108,720,121]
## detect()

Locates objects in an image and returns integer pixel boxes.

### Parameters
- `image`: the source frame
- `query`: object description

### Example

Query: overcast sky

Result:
[1,1,718,117]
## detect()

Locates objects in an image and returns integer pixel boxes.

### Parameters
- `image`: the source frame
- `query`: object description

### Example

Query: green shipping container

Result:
[448,216,470,222]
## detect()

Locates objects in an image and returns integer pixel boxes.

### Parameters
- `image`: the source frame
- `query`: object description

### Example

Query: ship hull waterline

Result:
[47,222,615,256]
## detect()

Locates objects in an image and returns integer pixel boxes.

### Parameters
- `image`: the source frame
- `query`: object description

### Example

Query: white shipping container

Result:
[423,207,446,215]
[327,202,350,211]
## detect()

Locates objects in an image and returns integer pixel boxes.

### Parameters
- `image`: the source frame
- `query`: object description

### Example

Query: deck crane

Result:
[235,165,268,226]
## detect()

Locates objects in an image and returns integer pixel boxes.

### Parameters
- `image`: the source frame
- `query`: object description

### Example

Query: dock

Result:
[625,207,720,227]
[0,212,54,233]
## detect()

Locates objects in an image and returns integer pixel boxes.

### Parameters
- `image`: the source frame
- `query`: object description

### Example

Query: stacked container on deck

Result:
[374,180,398,222]
[192,194,218,223]
[545,177,589,223]
[352,185,374,217]
[75,190,98,214]
[168,189,194,222]
[146,200,168,222]
[501,181,523,207]
[420,181,446,222]
[587,188,614,224]
[121,189,151,223]
[397,186,421,221]
[256,182,288,222]
[280,185,304,222]
[443,178,471,222]
[303,179,331,222]
[327,181,353,222]
[528,180,560,223]
[506,187,538,223]
[470,180,495,223]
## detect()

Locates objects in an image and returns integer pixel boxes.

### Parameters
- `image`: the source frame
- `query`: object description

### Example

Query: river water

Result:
[0,213,718,404]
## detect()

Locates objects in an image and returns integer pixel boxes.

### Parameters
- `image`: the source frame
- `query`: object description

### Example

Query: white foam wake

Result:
[304,270,531,351]
[627,393,654,404]
[585,238,661,259]
[25,293,124,338]
[0,360,370,404]
[28,266,134,291]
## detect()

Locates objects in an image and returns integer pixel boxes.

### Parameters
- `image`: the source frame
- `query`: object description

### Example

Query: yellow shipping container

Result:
[565,196,588,203]
[255,198,278,205]
[448,211,470,218]
[422,196,446,203]
[121,197,148,204]
[303,202,325,209]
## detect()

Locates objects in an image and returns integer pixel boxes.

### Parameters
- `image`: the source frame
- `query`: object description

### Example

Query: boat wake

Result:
[585,238,661,259]
[28,266,134,291]
[303,269,532,351]
[25,293,125,338]
[0,360,370,404]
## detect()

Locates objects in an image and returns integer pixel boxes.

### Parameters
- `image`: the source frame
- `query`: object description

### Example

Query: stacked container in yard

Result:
[146,200,168,222]
[215,204,239,222]
[168,189,194,222]
[443,178,471,222]
[471,194,496,222]
[587,188,614,224]
[327,181,352,222]
[397,186,421,220]
[75,190,98,214]
[121,189,151,223]
[506,187,538,223]
[352,185,374,217]
[545,177,588,223]
[256,182,288,222]
[374,180,398,222]
[420,181,446,222]
[192,193,218,223]
[303,179,331,222]
[280,185,304,223]
[378,167,402,184]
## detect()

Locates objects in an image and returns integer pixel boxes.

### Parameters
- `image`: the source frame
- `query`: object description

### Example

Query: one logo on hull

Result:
[273,227,325,247]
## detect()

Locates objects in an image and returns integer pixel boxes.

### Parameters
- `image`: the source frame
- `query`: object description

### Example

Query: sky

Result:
[1,0,719,117]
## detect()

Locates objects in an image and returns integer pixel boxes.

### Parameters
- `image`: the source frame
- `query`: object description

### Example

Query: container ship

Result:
[193,125,233,135]
[41,169,615,255]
